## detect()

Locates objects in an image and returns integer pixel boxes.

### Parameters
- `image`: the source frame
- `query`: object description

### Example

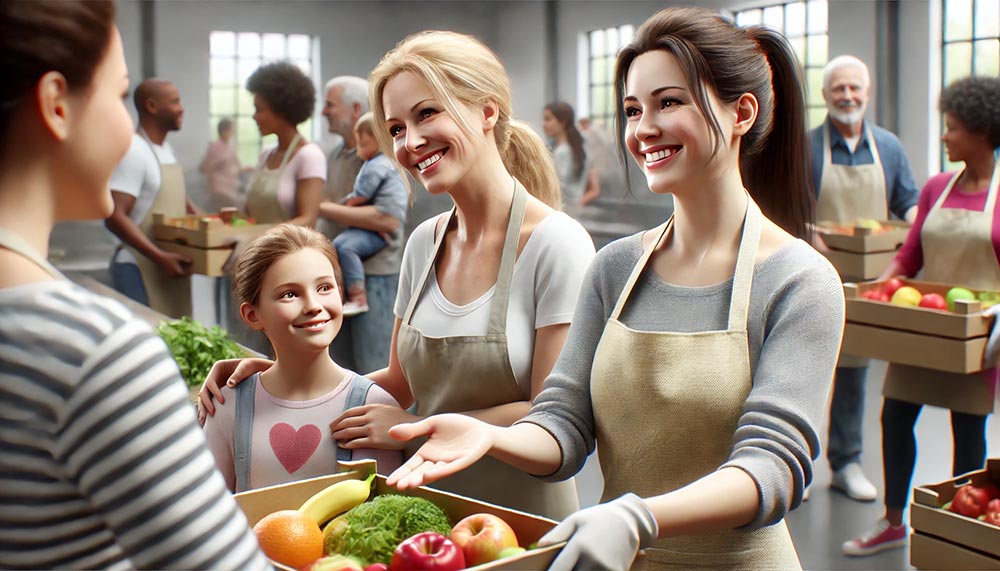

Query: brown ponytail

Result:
[614,7,814,240]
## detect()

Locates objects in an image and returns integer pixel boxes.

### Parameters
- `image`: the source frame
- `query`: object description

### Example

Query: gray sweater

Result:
[522,233,845,528]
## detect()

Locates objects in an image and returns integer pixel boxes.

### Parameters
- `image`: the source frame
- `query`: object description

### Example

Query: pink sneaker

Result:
[842,519,907,556]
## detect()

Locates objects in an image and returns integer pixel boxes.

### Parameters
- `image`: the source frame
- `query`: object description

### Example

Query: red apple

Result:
[918,293,948,311]
[862,289,890,302]
[449,513,520,566]
[304,555,365,571]
[883,278,905,298]
[952,484,993,518]
[390,532,465,571]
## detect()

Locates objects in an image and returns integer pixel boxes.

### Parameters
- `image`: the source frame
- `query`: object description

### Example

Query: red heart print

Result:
[269,423,322,474]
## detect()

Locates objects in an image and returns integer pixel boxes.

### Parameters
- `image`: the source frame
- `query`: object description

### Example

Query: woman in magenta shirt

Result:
[844,76,1000,557]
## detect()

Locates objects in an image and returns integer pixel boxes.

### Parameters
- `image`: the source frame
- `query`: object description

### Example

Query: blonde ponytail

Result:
[504,121,561,209]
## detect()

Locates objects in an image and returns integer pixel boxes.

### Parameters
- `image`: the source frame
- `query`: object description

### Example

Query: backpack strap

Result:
[233,373,259,493]
[336,375,376,463]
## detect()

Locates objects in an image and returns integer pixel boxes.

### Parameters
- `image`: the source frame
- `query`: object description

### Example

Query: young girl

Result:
[203,224,402,491]
[386,8,844,570]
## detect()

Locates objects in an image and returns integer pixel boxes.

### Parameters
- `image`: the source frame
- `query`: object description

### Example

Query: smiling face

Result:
[623,50,738,195]
[941,111,988,164]
[323,85,356,138]
[383,70,485,195]
[58,29,133,221]
[242,247,343,355]
[823,65,869,127]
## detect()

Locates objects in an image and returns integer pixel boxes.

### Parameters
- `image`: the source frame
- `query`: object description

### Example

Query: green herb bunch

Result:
[324,494,452,564]
[157,317,244,387]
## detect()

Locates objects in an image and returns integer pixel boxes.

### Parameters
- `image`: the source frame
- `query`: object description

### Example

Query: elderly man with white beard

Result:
[807,55,919,503]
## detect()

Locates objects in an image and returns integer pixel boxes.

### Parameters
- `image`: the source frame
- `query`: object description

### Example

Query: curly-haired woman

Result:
[844,75,1000,556]
[245,61,326,225]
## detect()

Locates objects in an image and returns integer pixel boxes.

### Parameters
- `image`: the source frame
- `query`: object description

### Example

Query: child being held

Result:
[333,112,407,316]
[203,224,402,491]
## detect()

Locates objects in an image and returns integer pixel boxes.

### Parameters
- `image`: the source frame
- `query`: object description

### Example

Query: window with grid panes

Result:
[583,24,634,129]
[735,1,829,129]
[940,0,999,171]
[209,31,319,167]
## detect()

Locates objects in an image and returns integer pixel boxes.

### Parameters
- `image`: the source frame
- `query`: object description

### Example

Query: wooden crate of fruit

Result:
[152,211,274,277]
[816,220,910,281]
[235,460,564,571]
[910,458,1000,569]
[841,279,996,374]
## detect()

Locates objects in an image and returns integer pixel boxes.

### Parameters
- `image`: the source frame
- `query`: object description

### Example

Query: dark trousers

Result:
[827,366,868,471]
[881,397,988,510]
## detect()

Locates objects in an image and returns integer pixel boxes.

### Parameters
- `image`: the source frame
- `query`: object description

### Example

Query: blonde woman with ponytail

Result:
[199,30,594,519]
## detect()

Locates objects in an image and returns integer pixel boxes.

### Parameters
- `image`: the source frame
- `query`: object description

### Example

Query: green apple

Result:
[855,218,882,230]
[945,287,977,311]
[977,291,1000,309]
[497,546,527,559]
[890,286,922,307]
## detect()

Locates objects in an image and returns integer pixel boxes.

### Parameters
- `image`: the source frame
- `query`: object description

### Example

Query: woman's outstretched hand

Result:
[385,413,493,490]
[196,357,273,424]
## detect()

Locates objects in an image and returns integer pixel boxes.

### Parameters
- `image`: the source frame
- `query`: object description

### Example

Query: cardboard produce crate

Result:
[817,220,910,281]
[235,460,563,571]
[841,279,993,373]
[910,459,1000,569]
[152,212,274,277]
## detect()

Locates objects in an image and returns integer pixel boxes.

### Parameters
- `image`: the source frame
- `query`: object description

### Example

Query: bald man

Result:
[105,78,197,318]
[808,55,919,503]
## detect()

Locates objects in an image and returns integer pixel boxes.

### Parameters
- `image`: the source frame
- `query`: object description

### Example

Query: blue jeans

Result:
[334,228,387,290]
[111,261,150,306]
[329,273,397,374]
[827,366,868,471]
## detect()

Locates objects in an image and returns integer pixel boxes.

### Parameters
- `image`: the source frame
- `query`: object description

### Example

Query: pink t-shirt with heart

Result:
[203,371,402,491]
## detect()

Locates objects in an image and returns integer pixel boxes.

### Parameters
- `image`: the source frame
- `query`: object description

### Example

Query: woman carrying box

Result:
[844,75,1000,556]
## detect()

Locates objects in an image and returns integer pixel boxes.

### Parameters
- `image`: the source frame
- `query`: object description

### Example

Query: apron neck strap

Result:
[274,133,303,171]
[401,177,526,335]
[610,219,671,320]
[609,194,761,333]
[728,197,762,331]
[0,228,63,278]
[934,159,1000,213]
[487,179,527,333]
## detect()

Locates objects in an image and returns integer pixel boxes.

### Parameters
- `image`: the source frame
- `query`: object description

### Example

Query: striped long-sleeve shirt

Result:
[0,281,271,570]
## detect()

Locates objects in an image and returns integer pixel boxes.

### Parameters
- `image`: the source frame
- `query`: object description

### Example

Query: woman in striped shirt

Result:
[0,2,269,569]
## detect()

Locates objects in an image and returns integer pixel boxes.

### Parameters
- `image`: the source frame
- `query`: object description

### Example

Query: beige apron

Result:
[125,131,192,318]
[592,199,800,570]
[883,161,1000,415]
[396,181,579,520]
[818,124,888,367]
[0,229,62,278]
[245,133,301,224]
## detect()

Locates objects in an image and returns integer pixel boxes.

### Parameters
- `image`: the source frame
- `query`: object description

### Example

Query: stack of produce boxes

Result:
[152,211,273,276]
[817,219,910,280]
[840,279,996,374]
[910,459,1000,570]
[235,460,564,571]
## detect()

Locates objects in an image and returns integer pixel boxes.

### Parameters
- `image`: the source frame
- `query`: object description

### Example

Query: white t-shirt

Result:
[109,133,179,264]
[553,142,588,207]
[394,211,596,393]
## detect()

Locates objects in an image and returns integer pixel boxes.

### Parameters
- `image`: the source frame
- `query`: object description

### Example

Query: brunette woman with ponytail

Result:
[385,7,844,570]
[544,101,600,209]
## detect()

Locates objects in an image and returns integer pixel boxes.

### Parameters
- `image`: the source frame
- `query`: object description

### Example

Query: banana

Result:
[298,473,375,526]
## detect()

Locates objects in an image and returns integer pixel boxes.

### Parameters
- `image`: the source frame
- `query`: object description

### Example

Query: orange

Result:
[253,509,324,570]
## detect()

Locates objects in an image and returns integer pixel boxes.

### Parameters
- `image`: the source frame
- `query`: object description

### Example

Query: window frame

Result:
[578,24,635,130]
[208,31,321,167]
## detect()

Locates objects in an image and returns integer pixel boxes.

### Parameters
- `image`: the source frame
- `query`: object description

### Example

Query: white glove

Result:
[540,493,658,571]
[983,304,1000,368]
